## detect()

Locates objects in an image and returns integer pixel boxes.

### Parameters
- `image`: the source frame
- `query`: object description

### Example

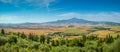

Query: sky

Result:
[0,0,120,23]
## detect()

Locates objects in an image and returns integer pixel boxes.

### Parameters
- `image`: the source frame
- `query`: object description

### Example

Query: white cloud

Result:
[25,0,56,7]
[0,14,52,23]
[0,12,120,23]
[58,12,80,17]
[0,0,12,3]
[0,15,25,23]
[25,0,57,12]
[0,0,57,11]
[58,12,120,23]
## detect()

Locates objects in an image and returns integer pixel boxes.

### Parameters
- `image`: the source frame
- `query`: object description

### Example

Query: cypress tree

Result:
[1,29,5,35]
[39,35,46,44]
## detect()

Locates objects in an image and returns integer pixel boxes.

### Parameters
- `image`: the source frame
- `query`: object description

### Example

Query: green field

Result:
[62,29,88,36]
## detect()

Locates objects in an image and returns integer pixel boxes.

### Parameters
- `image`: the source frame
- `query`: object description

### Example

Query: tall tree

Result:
[20,32,27,39]
[46,36,52,44]
[105,35,114,44]
[1,29,5,35]
[39,35,46,44]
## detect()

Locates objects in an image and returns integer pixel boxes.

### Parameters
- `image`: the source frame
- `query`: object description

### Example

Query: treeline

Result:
[0,29,120,52]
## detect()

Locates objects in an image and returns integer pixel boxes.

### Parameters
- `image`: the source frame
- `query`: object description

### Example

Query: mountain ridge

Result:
[0,18,120,27]
[42,18,120,26]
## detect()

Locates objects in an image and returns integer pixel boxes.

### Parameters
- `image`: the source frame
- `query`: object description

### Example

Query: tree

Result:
[28,33,33,40]
[0,36,7,46]
[8,35,18,44]
[116,34,120,39]
[51,40,59,46]
[51,40,56,46]
[85,41,98,52]
[39,35,46,44]
[1,29,5,35]
[105,35,114,44]
[103,39,120,52]
[46,36,52,44]
[88,34,98,40]
[20,32,27,39]
[33,35,39,42]
[82,35,87,42]
[59,40,66,46]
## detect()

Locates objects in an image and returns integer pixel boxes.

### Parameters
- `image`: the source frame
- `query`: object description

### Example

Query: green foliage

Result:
[87,34,98,40]
[20,32,27,39]
[93,27,110,30]
[7,35,18,44]
[105,35,114,44]
[82,35,87,42]
[0,29,5,35]
[0,31,119,52]
[0,36,7,46]
[28,33,38,42]
[85,41,98,52]
[116,34,120,39]
[1,29,5,35]
[39,35,46,44]
[103,38,120,52]
[46,36,52,44]
[51,46,84,52]
[51,40,59,46]
[62,29,88,36]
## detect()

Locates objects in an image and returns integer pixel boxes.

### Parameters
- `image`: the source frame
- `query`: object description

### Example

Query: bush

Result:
[7,35,18,44]
[0,36,7,46]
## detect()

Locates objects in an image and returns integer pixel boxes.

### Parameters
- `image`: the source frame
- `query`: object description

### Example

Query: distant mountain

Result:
[44,18,90,24]
[42,18,120,26]
[0,18,120,27]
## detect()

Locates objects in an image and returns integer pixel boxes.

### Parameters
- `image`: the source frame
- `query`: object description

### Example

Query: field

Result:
[62,29,88,35]
[1,26,120,39]
[0,27,70,35]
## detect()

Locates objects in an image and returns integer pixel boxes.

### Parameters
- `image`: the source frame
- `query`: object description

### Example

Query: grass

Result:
[62,29,88,35]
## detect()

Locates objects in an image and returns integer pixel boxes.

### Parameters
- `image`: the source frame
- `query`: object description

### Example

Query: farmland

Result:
[0,26,120,52]
[0,26,120,39]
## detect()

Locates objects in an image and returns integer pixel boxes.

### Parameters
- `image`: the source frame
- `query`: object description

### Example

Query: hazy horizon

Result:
[0,0,120,23]
[0,17,120,24]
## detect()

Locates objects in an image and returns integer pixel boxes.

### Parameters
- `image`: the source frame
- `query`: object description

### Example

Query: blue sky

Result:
[0,0,120,23]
